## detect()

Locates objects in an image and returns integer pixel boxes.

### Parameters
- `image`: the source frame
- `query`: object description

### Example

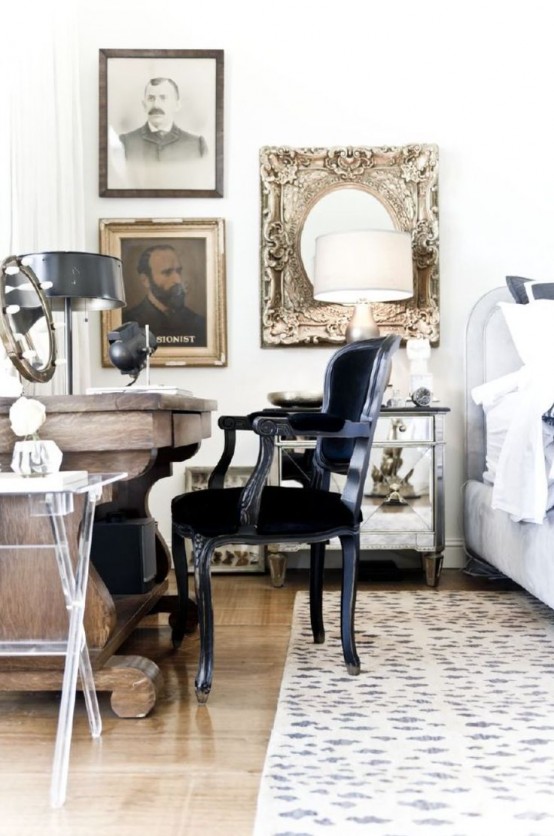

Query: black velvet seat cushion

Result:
[172,485,360,538]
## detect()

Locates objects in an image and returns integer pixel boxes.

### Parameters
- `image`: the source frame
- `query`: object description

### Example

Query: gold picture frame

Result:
[260,144,439,347]
[100,218,227,367]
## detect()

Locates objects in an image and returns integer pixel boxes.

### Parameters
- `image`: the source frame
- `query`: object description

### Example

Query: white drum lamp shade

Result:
[313,229,413,341]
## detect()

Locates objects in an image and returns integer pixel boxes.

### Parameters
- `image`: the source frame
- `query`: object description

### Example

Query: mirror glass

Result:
[0,257,56,383]
[300,188,395,284]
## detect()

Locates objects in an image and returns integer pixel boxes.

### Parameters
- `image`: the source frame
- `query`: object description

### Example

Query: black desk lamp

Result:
[20,251,126,394]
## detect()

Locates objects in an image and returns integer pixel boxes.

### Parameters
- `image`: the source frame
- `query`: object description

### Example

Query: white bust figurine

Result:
[406,337,432,397]
[406,337,431,372]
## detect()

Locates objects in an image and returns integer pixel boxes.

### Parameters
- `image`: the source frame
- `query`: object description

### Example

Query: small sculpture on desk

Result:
[9,396,62,476]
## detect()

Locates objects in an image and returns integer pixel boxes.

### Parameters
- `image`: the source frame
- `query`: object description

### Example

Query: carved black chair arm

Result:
[234,413,374,527]
[208,409,292,489]
[251,413,372,441]
[207,415,255,489]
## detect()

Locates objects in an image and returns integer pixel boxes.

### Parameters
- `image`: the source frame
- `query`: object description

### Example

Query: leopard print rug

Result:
[254,589,554,835]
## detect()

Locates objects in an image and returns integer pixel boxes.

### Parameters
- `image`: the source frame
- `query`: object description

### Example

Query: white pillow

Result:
[498,300,554,366]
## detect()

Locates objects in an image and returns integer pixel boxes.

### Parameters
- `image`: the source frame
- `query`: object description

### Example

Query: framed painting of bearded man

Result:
[100,218,227,367]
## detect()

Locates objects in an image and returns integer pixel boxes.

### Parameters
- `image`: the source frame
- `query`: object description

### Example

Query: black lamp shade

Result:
[20,251,125,311]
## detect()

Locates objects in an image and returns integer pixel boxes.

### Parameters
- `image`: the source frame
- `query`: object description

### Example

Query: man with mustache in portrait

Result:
[123,244,207,346]
[119,77,208,163]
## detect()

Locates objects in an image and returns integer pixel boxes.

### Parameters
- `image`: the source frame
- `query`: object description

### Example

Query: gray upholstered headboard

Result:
[465,287,521,481]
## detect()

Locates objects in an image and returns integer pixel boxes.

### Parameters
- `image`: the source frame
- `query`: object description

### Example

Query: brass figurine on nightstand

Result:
[370,417,418,504]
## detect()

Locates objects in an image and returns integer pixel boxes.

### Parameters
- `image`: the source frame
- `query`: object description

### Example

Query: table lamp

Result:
[20,251,126,394]
[313,229,413,341]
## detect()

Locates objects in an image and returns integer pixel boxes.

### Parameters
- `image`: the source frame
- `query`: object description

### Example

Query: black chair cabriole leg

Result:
[170,524,189,648]
[340,533,360,675]
[193,533,215,704]
[309,541,326,644]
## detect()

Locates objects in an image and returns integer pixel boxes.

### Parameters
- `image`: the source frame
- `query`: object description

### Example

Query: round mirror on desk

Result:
[0,255,57,383]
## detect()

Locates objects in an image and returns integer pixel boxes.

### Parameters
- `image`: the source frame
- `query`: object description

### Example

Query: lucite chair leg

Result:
[48,491,101,807]
[309,542,326,644]
[193,535,215,704]
[340,534,360,676]
[74,493,102,739]
[79,638,102,739]
[49,502,101,740]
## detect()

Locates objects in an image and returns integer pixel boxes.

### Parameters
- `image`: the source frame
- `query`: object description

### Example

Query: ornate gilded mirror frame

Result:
[260,144,439,346]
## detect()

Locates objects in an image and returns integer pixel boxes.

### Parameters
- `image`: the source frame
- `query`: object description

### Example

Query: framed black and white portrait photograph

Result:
[100,218,227,367]
[99,49,224,197]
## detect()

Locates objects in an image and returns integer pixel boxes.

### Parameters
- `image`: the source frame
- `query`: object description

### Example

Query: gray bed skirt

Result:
[464,480,554,610]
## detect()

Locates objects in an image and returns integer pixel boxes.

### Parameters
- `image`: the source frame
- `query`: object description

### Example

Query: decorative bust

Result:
[9,396,62,476]
[406,337,433,402]
[9,396,46,439]
[406,337,431,371]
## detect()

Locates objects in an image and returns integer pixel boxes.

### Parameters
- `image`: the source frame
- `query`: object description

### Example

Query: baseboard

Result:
[443,539,465,568]
[281,539,466,571]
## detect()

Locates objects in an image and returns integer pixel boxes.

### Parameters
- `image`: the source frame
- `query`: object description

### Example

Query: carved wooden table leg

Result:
[95,656,163,718]
[0,655,163,719]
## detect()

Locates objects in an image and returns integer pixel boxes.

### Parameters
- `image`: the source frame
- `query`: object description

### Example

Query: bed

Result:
[464,285,554,610]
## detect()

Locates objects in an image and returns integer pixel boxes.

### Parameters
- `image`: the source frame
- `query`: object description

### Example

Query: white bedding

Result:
[472,365,554,524]
[464,285,554,615]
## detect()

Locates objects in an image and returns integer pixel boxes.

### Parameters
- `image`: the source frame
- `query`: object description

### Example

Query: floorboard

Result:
[0,567,516,835]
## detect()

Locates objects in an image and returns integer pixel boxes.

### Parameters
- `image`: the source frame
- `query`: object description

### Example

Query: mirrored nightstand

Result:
[269,406,449,588]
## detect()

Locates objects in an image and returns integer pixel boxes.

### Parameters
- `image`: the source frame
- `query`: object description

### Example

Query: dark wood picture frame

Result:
[99,49,224,197]
[100,218,227,367]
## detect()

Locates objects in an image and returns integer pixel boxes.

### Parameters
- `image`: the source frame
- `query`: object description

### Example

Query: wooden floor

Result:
[0,566,514,836]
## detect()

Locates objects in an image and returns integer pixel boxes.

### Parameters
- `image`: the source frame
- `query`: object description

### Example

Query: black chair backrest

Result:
[315,335,399,513]
[317,336,397,470]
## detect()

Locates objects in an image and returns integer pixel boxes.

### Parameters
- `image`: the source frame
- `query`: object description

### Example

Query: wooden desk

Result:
[0,392,216,717]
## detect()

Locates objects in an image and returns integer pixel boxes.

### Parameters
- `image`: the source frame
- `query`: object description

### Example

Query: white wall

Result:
[72,0,554,560]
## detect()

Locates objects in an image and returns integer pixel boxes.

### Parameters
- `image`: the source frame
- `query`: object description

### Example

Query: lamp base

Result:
[345,303,380,342]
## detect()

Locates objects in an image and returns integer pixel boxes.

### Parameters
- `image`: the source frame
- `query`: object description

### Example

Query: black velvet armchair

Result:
[171,335,400,703]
